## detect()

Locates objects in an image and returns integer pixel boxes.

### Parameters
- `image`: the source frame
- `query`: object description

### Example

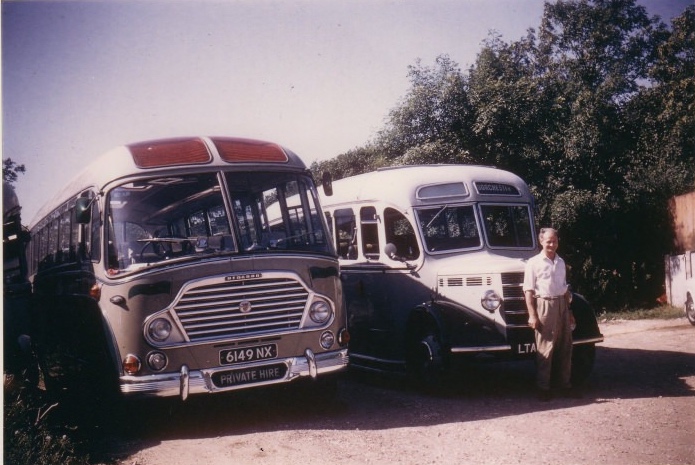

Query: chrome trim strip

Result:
[349,352,405,367]
[449,336,603,353]
[119,349,348,400]
[450,344,512,353]
[573,336,604,345]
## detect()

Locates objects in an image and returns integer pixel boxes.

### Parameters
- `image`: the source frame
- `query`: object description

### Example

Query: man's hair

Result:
[538,227,559,242]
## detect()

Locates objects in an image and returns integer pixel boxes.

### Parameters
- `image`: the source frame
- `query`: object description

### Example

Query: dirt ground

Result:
[111,318,695,465]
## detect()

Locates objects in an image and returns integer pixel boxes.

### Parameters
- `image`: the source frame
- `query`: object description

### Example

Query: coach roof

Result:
[30,136,306,227]
[322,164,532,209]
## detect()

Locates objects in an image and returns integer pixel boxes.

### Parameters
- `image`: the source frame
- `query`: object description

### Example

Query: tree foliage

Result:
[312,0,694,310]
[3,158,26,185]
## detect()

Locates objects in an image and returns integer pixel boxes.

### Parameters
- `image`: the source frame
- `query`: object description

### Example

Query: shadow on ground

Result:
[84,327,695,463]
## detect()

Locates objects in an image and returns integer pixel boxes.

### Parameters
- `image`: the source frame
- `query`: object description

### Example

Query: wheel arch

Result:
[570,292,602,340]
[405,302,446,343]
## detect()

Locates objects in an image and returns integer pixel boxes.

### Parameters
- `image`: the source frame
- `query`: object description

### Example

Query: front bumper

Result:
[119,348,348,400]
[450,335,604,355]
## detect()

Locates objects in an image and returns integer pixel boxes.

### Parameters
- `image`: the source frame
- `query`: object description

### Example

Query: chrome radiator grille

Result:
[501,272,528,326]
[173,276,309,342]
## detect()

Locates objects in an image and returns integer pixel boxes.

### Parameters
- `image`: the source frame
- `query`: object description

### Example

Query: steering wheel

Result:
[139,240,168,261]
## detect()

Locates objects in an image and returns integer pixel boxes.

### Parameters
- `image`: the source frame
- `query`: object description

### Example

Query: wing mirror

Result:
[75,197,92,224]
[322,171,333,196]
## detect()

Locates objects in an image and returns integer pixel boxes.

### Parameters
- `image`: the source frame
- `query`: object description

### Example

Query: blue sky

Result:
[2,0,691,223]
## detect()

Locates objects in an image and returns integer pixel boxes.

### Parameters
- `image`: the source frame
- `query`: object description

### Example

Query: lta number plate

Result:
[219,343,278,365]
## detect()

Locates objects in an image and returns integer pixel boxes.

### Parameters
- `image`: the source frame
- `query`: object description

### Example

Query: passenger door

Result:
[339,206,425,363]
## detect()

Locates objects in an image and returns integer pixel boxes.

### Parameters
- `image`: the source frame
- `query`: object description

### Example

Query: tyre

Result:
[685,294,695,326]
[406,327,446,390]
[571,343,596,386]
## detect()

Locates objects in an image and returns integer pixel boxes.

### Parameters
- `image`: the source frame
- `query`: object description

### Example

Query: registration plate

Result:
[219,343,278,365]
[211,363,287,388]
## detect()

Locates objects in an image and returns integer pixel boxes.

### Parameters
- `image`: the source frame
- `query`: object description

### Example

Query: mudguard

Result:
[30,292,120,399]
[420,300,508,350]
[570,293,603,342]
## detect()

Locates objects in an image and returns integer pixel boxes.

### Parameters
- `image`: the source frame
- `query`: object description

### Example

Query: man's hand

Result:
[528,314,541,331]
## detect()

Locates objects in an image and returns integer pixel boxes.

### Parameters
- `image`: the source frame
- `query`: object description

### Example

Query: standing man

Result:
[523,227,576,401]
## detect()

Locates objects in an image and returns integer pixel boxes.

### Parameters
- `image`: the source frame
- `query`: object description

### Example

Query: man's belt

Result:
[535,295,565,300]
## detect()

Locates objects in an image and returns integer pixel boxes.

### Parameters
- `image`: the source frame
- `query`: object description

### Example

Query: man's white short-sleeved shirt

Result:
[523,252,568,297]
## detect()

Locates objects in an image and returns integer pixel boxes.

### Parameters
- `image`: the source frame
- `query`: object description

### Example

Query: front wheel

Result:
[406,329,446,390]
[685,294,695,326]
[571,343,596,386]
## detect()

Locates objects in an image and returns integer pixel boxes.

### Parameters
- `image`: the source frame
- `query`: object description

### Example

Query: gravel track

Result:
[111,318,695,465]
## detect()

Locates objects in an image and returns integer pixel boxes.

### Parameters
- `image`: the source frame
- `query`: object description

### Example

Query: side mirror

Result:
[384,243,399,260]
[75,197,92,224]
[322,171,333,196]
[385,242,417,270]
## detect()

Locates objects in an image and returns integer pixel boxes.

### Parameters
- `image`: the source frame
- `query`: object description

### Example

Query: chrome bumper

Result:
[119,348,349,400]
[450,335,604,354]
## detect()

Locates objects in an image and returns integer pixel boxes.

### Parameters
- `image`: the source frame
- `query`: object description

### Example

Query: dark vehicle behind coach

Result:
[3,181,34,384]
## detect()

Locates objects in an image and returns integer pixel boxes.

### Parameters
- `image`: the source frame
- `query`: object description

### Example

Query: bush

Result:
[599,304,685,322]
[3,380,93,465]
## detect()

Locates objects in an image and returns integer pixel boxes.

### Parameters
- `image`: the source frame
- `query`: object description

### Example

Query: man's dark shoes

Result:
[537,389,552,402]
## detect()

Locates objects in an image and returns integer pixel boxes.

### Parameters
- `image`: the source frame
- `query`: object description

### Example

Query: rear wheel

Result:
[571,343,596,386]
[33,332,121,426]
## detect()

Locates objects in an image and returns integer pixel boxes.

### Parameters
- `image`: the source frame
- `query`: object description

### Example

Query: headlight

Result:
[148,318,172,342]
[309,299,332,324]
[481,290,502,312]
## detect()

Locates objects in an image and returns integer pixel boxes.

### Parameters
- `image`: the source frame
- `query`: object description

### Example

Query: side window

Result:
[70,205,80,261]
[334,208,357,260]
[47,217,59,265]
[90,197,101,262]
[58,207,74,263]
[41,227,50,268]
[384,208,420,260]
[360,206,380,260]
[36,227,48,271]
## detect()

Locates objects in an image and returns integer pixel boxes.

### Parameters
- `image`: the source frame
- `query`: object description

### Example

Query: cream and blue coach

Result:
[320,165,603,386]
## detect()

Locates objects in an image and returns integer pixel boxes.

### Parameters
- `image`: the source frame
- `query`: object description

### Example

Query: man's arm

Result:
[525,289,541,330]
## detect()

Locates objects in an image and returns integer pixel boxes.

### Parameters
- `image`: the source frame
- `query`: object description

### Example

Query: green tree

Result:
[3,158,26,185]
[310,145,386,184]
[501,0,684,306]
[317,0,693,310]
[375,55,473,165]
